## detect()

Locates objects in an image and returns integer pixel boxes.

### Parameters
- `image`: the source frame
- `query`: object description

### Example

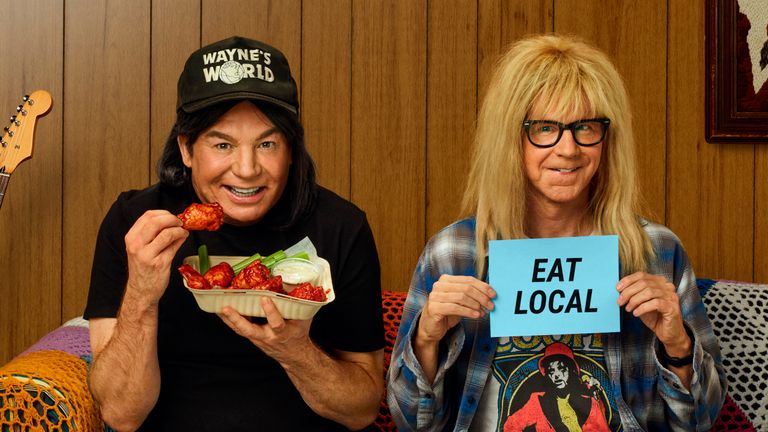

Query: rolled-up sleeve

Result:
[649,226,727,431]
[387,253,466,431]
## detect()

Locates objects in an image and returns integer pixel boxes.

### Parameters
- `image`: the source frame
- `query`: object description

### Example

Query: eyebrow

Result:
[202,127,279,143]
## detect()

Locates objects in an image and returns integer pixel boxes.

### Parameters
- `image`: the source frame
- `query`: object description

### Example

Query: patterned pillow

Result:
[699,279,768,431]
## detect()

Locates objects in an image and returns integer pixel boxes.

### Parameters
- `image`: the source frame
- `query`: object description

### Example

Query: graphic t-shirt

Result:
[471,334,622,432]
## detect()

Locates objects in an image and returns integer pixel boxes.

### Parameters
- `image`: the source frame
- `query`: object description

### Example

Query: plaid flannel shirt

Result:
[386,217,726,431]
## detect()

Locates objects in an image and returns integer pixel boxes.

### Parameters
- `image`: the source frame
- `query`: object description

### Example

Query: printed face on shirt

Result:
[523,101,603,209]
[545,359,570,389]
[179,101,291,226]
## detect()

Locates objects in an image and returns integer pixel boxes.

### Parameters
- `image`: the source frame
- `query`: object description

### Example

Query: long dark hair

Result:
[157,100,317,229]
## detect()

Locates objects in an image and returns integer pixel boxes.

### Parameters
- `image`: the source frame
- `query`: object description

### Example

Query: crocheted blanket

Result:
[0,318,104,432]
[698,279,768,431]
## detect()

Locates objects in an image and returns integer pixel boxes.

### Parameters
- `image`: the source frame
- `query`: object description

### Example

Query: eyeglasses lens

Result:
[528,120,606,146]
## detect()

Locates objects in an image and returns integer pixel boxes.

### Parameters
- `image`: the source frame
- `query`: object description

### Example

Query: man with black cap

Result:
[84,36,385,431]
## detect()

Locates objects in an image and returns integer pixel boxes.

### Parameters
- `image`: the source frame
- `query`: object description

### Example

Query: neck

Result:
[524,194,593,238]
[0,172,9,210]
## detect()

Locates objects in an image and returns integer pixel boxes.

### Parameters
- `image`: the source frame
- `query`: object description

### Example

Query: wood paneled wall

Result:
[1,0,765,364]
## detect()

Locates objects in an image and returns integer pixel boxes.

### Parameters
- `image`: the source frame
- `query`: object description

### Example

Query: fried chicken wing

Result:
[177,202,224,231]
[178,264,212,289]
[286,282,327,302]
[203,262,235,288]
[231,260,269,289]
[252,275,284,293]
[231,260,283,292]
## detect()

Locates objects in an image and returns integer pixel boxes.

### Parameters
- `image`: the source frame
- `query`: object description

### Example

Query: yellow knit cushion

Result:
[0,350,103,432]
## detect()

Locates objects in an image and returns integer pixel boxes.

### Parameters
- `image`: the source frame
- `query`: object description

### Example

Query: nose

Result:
[554,129,580,156]
[231,147,262,178]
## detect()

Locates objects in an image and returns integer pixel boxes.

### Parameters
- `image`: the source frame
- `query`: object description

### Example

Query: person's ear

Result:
[178,135,192,168]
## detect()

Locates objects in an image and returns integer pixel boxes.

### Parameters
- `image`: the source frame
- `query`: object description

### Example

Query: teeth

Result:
[230,186,261,196]
[555,168,576,172]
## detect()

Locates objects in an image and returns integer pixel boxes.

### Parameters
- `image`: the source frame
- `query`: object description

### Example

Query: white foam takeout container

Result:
[182,255,335,320]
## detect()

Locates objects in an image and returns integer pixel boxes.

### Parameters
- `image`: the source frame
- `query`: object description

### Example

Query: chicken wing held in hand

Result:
[177,202,224,231]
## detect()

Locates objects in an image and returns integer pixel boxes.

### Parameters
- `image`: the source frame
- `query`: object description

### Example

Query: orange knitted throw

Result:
[0,350,103,432]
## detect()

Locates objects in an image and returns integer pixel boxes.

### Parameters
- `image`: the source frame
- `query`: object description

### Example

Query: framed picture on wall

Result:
[706,0,768,142]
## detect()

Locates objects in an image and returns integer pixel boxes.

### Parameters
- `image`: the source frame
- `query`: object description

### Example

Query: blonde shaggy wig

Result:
[462,34,653,277]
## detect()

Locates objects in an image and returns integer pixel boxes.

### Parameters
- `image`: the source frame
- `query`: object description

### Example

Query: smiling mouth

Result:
[228,186,262,197]
[551,168,578,173]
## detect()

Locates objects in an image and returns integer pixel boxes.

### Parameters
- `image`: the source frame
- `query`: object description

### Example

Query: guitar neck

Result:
[0,172,8,210]
[0,90,52,212]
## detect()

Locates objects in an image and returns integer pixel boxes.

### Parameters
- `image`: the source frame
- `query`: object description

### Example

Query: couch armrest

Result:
[0,319,105,431]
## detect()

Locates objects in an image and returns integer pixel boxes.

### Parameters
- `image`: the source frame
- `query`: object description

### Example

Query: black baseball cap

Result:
[177,36,299,114]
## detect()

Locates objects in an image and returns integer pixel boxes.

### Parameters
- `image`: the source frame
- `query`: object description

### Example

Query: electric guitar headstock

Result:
[0,90,53,209]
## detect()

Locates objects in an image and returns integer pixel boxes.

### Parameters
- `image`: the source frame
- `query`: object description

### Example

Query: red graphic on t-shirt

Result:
[503,342,610,432]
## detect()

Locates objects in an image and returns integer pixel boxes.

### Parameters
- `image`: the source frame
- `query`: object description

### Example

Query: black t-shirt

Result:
[84,183,385,431]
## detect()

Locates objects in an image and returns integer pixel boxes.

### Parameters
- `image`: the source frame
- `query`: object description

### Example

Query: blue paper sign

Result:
[488,235,620,337]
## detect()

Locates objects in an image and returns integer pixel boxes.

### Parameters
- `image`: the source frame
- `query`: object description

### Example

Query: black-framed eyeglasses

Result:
[522,118,611,148]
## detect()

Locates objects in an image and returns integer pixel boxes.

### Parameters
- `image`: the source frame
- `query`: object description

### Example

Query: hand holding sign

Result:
[414,275,496,383]
[617,272,692,358]
[418,275,496,343]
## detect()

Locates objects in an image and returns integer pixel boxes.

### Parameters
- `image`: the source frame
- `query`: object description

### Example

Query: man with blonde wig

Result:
[387,34,726,431]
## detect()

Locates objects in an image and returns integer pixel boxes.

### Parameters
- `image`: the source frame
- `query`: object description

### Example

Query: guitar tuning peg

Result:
[1,140,7,148]
[10,115,19,125]
[16,105,22,112]
[22,95,29,102]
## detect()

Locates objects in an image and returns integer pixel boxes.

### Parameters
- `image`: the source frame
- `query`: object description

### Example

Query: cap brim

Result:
[180,92,298,114]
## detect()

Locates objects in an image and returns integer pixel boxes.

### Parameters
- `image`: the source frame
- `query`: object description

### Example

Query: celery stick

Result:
[264,251,309,269]
[261,250,287,268]
[288,251,310,261]
[232,251,263,274]
[198,244,210,274]
[231,249,309,274]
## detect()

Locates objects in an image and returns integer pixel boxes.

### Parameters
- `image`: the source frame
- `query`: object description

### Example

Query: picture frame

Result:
[706,0,768,142]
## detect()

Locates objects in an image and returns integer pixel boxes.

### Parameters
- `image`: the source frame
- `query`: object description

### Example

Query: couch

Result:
[1,279,766,431]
